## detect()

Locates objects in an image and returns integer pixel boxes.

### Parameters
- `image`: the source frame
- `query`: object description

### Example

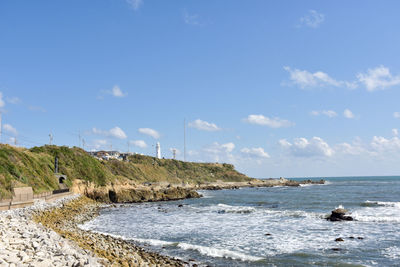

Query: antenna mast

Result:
[0,112,2,144]
[184,118,186,161]
[49,134,53,145]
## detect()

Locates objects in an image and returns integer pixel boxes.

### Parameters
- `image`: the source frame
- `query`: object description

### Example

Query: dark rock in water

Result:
[349,236,355,239]
[202,185,223,190]
[335,237,344,242]
[357,237,364,240]
[178,204,183,207]
[265,233,272,236]
[299,179,325,185]
[331,248,342,251]
[326,208,354,221]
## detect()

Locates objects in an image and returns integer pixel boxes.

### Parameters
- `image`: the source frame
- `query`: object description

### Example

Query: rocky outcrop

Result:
[326,208,354,221]
[300,179,325,185]
[85,186,201,204]
[108,187,201,203]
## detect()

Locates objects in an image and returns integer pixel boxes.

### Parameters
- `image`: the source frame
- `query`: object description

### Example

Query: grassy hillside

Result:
[0,144,252,198]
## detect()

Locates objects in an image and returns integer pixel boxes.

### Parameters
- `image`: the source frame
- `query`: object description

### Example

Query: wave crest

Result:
[362,201,400,208]
[177,242,264,262]
[215,204,256,214]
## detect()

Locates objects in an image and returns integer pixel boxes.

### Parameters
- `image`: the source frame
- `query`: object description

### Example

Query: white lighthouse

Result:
[156,142,161,159]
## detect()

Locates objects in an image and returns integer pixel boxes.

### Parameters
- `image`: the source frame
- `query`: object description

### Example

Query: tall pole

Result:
[78,131,81,148]
[49,134,53,145]
[184,118,186,161]
[0,112,2,144]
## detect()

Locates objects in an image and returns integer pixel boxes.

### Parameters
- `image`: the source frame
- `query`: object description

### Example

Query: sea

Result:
[80,176,400,266]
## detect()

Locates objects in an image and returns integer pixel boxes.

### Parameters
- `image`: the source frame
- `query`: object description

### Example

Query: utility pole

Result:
[82,139,86,150]
[49,134,53,145]
[184,119,186,161]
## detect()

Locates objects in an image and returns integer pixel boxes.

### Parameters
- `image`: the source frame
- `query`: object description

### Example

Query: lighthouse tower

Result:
[156,142,161,159]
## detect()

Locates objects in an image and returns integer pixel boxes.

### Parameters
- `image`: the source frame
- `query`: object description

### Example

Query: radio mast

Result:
[184,119,186,161]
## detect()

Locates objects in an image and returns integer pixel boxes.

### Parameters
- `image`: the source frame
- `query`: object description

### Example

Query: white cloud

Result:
[285,65,400,92]
[3,124,17,135]
[111,85,126,98]
[279,137,334,157]
[357,66,400,91]
[392,129,398,136]
[393,112,400,119]
[188,119,221,132]
[240,147,270,158]
[202,142,235,162]
[187,150,199,156]
[370,136,400,153]
[299,10,325,28]
[92,139,107,150]
[0,92,5,108]
[126,0,143,10]
[243,114,293,128]
[183,9,202,26]
[343,109,355,119]
[336,142,366,156]
[138,128,160,139]
[92,126,127,139]
[130,140,147,148]
[284,66,357,89]
[6,97,20,104]
[310,110,337,118]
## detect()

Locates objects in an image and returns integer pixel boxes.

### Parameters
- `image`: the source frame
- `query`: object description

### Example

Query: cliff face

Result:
[0,145,252,198]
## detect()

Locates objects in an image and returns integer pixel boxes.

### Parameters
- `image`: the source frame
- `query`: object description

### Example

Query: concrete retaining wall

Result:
[0,187,72,211]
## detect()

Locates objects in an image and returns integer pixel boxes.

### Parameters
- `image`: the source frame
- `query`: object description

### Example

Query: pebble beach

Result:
[0,195,186,267]
[0,195,101,267]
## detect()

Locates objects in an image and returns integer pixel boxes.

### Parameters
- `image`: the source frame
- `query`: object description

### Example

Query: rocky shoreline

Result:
[33,196,188,267]
[0,178,326,266]
[0,195,102,267]
[73,177,325,204]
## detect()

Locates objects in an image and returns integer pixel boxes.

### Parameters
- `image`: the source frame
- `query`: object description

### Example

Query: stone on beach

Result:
[326,207,354,221]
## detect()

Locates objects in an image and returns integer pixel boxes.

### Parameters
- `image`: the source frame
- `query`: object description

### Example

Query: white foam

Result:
[364,201,400,208]
[353,201,400,223]
[383,246,400,260]
[215,204,256,214]
[77,227,177,247]
[177,242,263,262]
[131,237,177,247]
[335,204,345,210]
[353,214,400,223]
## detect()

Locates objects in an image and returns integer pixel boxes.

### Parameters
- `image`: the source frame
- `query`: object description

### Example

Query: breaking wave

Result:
[177,243,264,262]
[214,204,256,214]
[361,201,400,208]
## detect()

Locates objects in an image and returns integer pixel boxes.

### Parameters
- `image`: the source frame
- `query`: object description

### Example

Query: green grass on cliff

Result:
[0,144,252,198]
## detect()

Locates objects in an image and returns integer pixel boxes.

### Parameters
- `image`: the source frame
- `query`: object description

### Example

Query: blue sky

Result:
[1,0,400,178]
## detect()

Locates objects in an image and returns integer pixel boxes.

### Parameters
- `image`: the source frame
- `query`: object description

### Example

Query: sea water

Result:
[80,177,400,266]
